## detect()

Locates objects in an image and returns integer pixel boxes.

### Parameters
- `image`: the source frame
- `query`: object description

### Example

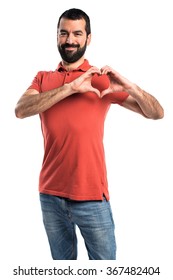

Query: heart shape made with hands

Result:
[91,74,110,92]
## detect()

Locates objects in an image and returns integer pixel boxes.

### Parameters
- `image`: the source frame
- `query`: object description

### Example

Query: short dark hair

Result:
[57,8,91,35]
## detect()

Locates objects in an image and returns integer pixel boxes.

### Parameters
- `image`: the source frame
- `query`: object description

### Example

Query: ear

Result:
[87,34,91,46]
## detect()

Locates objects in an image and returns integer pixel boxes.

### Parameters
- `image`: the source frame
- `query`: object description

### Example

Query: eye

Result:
[60,32,67,36]
[74,31,83,36]
[58,30,68,37]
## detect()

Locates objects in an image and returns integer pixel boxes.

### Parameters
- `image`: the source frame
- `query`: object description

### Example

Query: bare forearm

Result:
[15,83,74,119]
[127,85,164,119]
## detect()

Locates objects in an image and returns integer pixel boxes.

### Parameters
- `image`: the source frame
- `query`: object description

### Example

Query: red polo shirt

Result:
[28,60,128,201]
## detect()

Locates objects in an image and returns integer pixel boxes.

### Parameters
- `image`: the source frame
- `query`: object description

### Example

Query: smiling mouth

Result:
[65,47,77,51]
[63,43,80,51]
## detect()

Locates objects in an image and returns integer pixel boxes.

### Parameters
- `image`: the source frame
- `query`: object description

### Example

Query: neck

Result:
[62,57,85,71]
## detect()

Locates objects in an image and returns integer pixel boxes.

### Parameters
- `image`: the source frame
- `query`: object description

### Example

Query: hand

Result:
[70,66,101,97]
[100,66,134,97]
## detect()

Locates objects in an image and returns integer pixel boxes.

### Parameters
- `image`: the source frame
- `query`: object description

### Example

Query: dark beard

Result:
[58,41,87,63]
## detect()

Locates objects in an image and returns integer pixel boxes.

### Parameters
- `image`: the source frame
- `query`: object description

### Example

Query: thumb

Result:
[100,88,111,98]
[91,87,101,98]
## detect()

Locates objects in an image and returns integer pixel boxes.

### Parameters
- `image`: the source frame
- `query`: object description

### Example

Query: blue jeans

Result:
[40,193,116,260]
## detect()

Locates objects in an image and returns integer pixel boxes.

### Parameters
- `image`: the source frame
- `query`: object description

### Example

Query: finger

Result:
[100,88,111,98]
[100,65,112,75]
[89,66,101,76]
[90,87,101,98]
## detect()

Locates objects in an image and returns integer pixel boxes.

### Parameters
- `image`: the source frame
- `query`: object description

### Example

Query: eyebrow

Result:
[59,29,84,34]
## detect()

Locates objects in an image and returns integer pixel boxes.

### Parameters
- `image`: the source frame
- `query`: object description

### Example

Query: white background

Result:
[0,0,172,279]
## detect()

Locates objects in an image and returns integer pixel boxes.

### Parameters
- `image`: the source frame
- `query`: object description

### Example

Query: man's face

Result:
[57,18,91,63]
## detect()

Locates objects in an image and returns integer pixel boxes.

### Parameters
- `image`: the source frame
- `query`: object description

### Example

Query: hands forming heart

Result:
[90,66,133,98]
[71,65,133,98]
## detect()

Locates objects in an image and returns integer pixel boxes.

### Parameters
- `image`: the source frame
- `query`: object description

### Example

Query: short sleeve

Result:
[27,71,44,93]
[105,91,129,105]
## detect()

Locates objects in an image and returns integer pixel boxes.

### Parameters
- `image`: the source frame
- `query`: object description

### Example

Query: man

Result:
[15,8,164,260]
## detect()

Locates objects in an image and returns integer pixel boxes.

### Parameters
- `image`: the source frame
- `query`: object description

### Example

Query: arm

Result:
[15,67,101,119]
[15,85,74,119]
[121,87,164,119]
[101,66,164,120]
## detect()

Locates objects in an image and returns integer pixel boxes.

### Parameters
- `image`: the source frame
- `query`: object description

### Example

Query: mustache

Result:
[61,43,80,49]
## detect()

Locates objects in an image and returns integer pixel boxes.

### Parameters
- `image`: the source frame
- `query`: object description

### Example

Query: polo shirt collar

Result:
[57,59,91,72]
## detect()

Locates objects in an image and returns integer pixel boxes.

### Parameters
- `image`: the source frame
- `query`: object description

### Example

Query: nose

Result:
[66,33,73,44]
